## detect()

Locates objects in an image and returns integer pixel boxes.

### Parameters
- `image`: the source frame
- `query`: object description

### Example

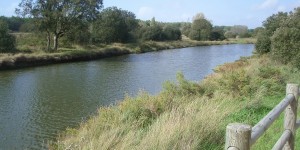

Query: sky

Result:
[0,0,299,28]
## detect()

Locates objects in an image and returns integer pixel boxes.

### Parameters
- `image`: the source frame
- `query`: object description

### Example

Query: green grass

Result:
[52,54,300,149]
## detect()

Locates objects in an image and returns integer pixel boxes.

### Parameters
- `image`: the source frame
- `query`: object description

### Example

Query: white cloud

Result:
[258,0,278,9]
[137,7,154,20]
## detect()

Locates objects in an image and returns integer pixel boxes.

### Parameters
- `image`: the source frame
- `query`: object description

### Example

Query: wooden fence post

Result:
[283,84,299,150]
[225,123,251,150]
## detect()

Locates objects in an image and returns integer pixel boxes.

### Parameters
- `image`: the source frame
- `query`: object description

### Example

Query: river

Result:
[0,44,253,149]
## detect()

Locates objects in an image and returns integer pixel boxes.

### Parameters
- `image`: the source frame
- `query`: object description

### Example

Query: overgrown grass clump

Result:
[53,54,300,149]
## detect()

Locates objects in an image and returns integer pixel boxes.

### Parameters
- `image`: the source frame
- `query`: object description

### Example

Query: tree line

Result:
[0,0,254,53]
[255,7,300,68]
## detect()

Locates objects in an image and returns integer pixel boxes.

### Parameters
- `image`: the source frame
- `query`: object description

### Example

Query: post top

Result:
[227,123,252,131]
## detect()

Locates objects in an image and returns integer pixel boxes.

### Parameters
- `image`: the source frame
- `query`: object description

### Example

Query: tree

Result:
[252,27,264,37]
[224,31,236,38]
[192,13,206,21]
[181,23,191,37]
[139,25,164,41]
[255,29,271,54]
[162,25,182,41]
[16,0,103,51]
[189,17,212,41]
[210,28,225,41]
[255,11,288,55]
[263,12,288,35]
[271,7,300,68]
[0,20,16,52]
[230,25,248,37]
[92,7,138,43]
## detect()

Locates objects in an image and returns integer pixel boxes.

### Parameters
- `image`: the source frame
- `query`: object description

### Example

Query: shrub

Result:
[162,25,182,41]
[224,31,236,39]
[0,20,16,52]
[139,25,164,41]
[163,72,203,96]
[271,27,300,68]
[255,29,271,54]
[219,69,251,97]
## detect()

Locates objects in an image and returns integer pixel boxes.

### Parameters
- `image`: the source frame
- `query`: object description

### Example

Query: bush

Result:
[163,72,203,96]
[162,25,182,41]
[0,20,16,52]
[139,25,164,41]
[255,29,271,54]
[219,69,251,97]
[210,29,225,41]
[271,27,300,68]
[224,31,236,38]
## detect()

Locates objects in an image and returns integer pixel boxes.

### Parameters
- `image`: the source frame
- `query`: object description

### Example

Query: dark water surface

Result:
[0,44,253,149]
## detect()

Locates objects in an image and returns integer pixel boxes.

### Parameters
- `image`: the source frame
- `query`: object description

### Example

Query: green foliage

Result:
[16,0,104,51]
[120,93,163,128]
[0,16,26,32]
[270,8,300,68]
[255,9,290,56]
[0,20,16,52]
[219,69,251,97]
[228,103,272,125]
[189,18,212,41]
[139,25,164,41]
[210,28,225,41]
[263,12,288,35]
[224,31,236,38]
[137,21,182,42]
[163,72,203,96]
[230,25,248,37]
[271,27,300,67]
[92,7,138,43]
[255,29,271,54]
[64,21,91,45]
[252,27,264,37]
[181,23,191,37]
[162,25,182,41]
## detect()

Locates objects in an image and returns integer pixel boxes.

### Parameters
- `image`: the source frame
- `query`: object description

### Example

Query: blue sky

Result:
[1,0,299,28]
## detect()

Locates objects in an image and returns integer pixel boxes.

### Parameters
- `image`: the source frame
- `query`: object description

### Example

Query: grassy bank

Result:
[53,54,299,149]
[0,38,255,70]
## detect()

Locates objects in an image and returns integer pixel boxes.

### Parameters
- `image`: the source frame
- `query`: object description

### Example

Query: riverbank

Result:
[53,54,299,149]
[0,38,255,70]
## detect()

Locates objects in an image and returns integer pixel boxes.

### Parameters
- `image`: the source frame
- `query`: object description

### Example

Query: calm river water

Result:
[0,44,253,149]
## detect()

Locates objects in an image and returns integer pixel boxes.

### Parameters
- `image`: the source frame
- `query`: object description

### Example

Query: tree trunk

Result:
[46,31,51,52]
[53,34,58,51]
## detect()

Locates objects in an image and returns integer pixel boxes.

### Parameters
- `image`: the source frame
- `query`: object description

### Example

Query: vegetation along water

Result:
[0,44,253,149]
[1,0,300,149]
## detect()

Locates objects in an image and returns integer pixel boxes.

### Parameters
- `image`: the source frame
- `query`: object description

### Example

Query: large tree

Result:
[255,11,288,54]
[92,7,138,43]
[189,14,212,41]
[16,0,103,51]
[271,7,300,68]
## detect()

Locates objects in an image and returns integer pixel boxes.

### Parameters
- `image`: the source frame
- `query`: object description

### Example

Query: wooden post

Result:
[283,84,299,150]
[225,123,251,150]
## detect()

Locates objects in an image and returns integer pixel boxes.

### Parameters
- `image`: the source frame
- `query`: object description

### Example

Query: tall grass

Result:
[53,54,300,149]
